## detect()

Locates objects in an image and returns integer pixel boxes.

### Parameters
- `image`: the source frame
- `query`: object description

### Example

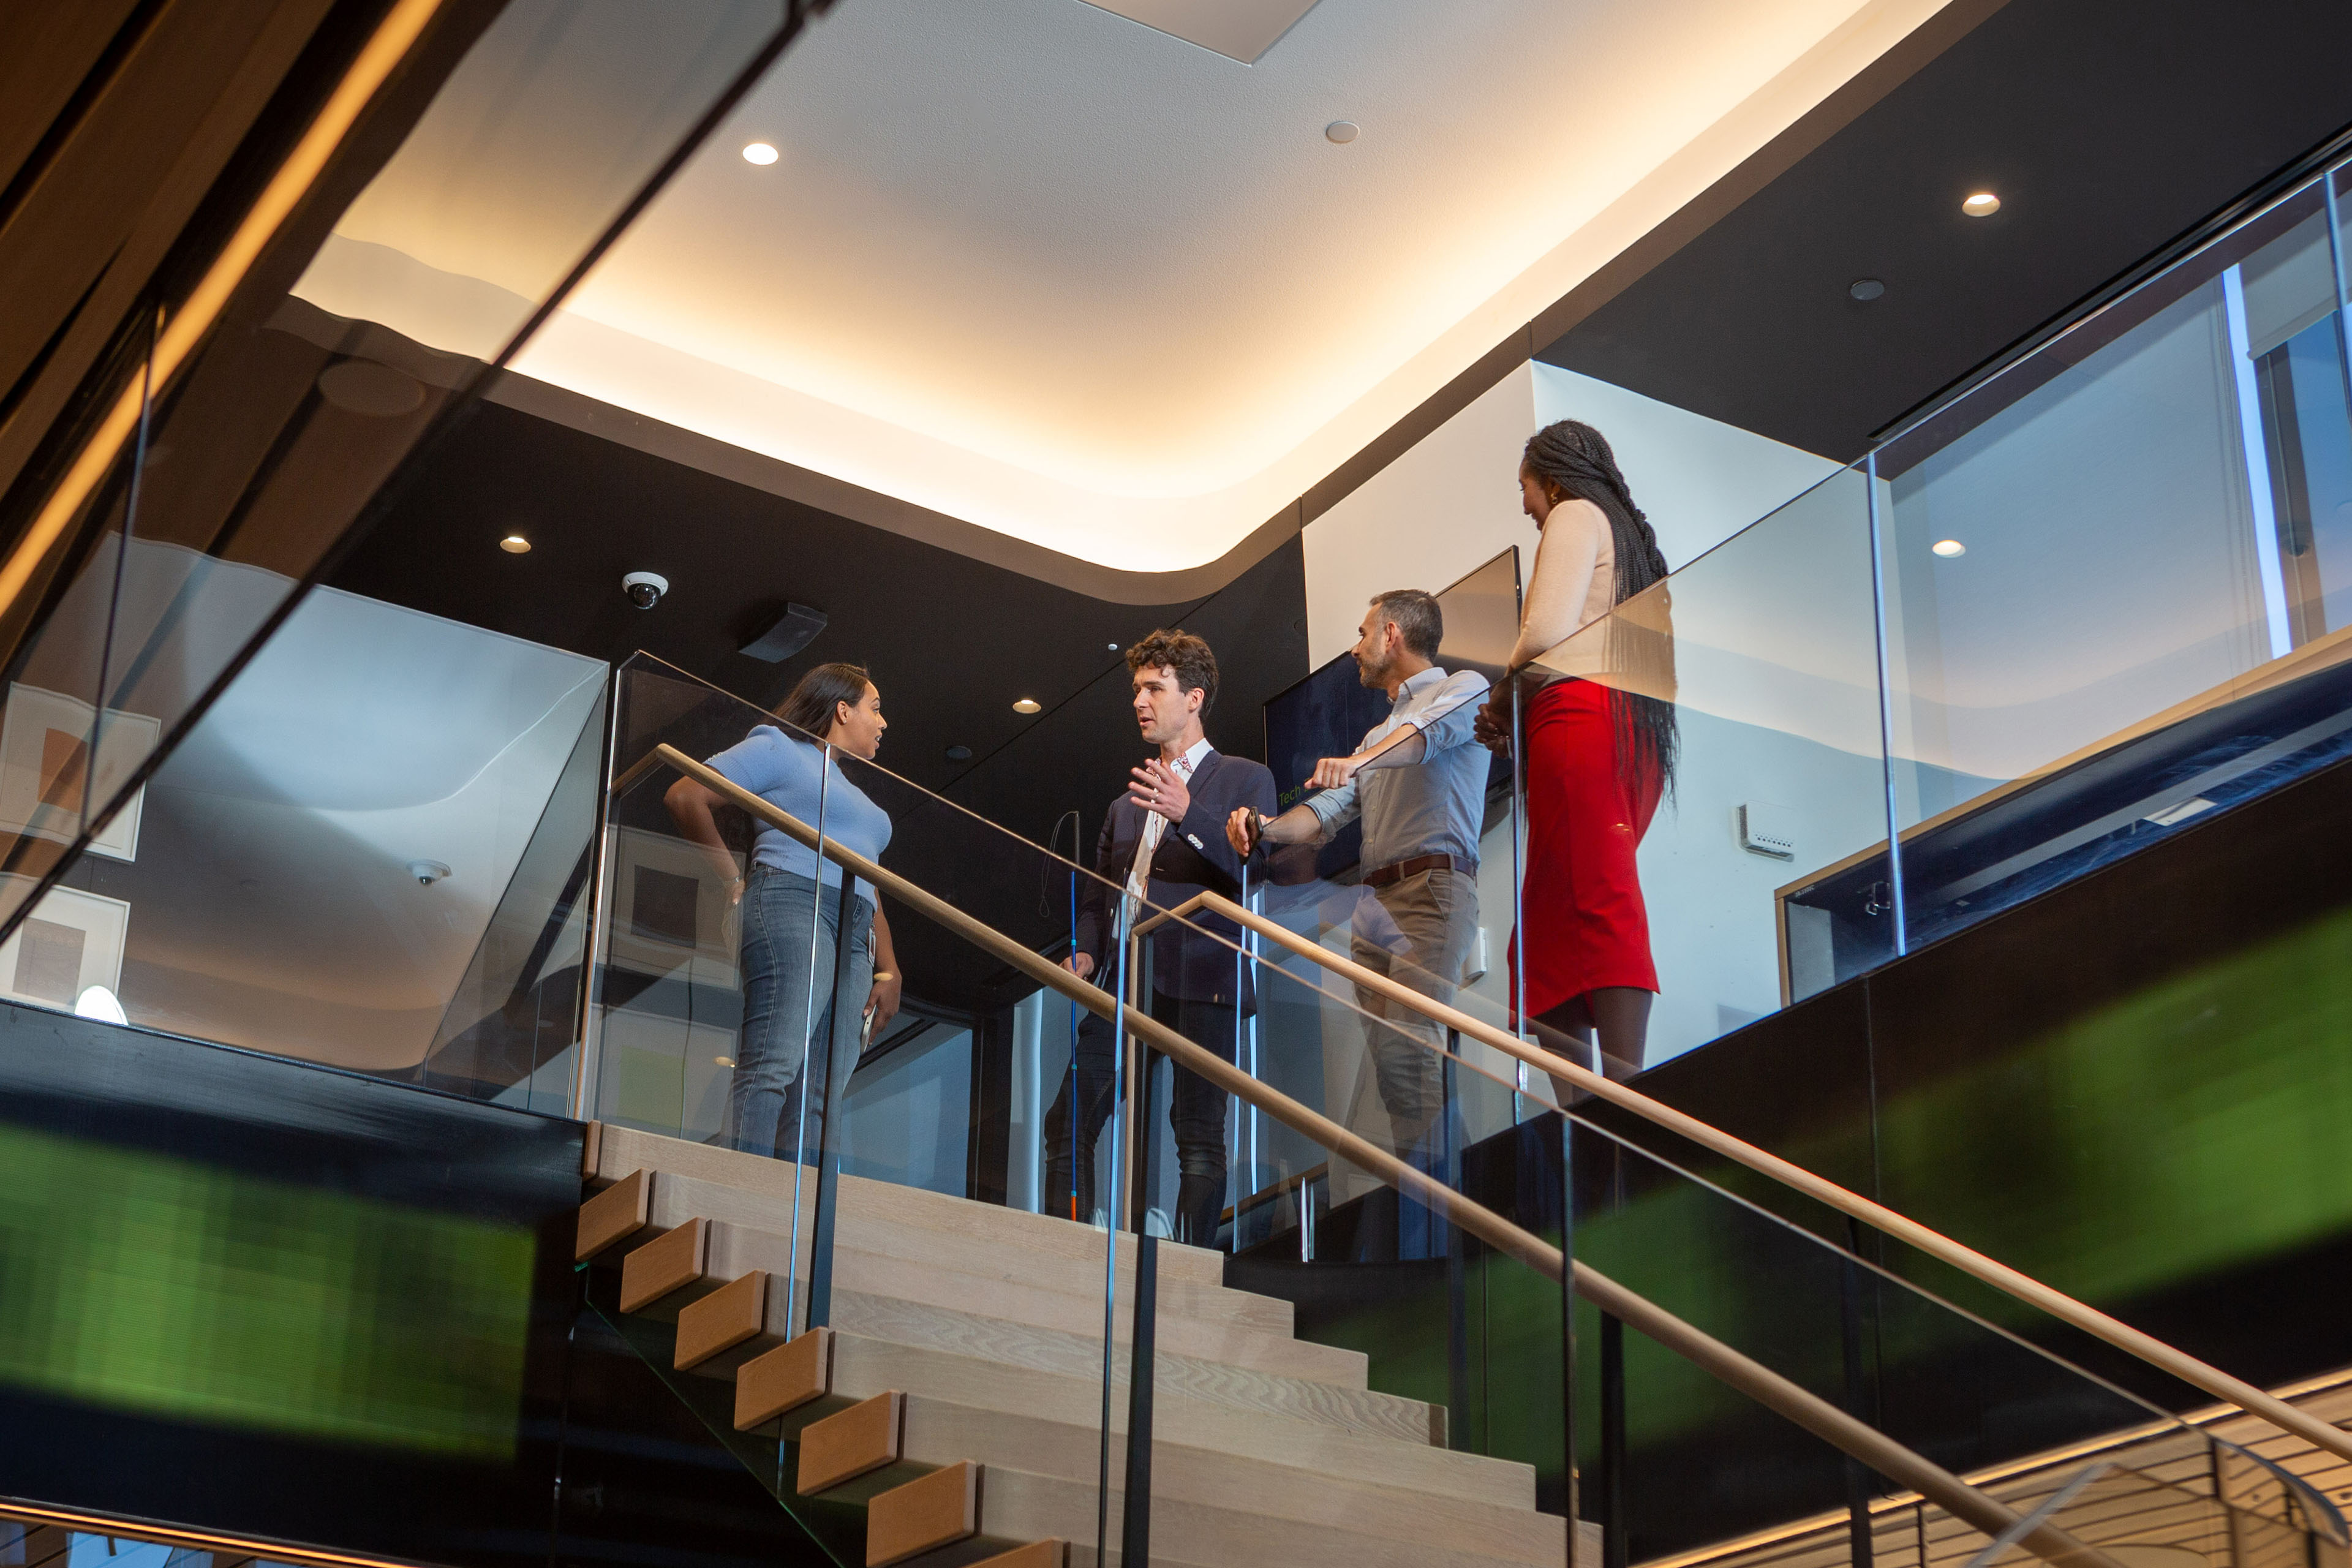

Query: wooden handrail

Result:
[1180,884,2352,1466]
[652,744,2123,1568]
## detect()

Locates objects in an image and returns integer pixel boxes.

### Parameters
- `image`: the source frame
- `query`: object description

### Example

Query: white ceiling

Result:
[301,0,1956,575]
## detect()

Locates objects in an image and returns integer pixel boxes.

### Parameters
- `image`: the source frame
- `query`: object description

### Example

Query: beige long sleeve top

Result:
[1507,497,1617,673]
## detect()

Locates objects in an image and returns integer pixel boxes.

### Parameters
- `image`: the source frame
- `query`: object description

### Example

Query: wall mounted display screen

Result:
[1262,549,1520,880]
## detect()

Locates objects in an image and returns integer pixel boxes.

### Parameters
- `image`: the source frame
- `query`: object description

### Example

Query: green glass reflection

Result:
[1575,897,2352,1452]
[1880,899,2352,1300]
[0,1123,535,1457]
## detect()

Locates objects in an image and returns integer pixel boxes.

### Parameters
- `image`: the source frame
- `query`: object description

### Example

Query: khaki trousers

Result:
[1347,866,1478,1161]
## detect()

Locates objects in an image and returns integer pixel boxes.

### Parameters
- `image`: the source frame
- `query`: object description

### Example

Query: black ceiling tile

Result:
[1540,0,2352,461]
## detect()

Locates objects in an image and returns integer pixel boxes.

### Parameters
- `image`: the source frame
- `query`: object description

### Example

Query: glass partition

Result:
[1494,149,2352,1071]
[0,0,788,948]
[0,586,606,1090]
[1601,1065,2342,1565]
[1858,156,2352,956]
[1209,919,2348,1568]
[419,673,610,1113]
[1525,466,1892,1065]
[589,652,1163,1563]
[1218,922,1578,1538]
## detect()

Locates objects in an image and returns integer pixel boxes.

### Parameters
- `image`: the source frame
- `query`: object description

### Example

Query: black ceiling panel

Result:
[1540,0,2352,460]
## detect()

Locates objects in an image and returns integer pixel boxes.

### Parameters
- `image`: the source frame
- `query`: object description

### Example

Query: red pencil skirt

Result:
[1510,678,1662,1019]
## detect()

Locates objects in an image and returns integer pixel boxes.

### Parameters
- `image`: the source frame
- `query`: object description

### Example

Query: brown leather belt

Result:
[1363,853,1455,889]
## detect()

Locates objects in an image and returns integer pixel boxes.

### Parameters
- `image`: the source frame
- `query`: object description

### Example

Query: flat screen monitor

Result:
[1261,548,1520,880]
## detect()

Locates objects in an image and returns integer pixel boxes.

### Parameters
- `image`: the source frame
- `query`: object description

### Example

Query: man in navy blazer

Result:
[1044,628,1278,1245]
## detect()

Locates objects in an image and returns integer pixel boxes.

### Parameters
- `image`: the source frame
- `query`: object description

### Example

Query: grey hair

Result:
[1368,589,1442,659]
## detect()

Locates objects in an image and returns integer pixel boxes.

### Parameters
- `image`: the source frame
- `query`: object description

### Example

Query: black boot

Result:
[1174,1173,1224,1248]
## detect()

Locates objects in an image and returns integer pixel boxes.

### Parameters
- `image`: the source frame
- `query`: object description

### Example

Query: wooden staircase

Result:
[577,1123,1579,1568]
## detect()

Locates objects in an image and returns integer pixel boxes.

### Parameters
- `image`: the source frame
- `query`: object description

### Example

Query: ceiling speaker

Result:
[741,603,828,663]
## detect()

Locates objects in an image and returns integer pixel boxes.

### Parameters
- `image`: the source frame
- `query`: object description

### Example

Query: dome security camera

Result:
[409,859,451,887]
[623,571,669,609]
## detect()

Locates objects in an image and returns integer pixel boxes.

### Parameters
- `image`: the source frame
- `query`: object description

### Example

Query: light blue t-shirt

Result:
[706,725,892,907]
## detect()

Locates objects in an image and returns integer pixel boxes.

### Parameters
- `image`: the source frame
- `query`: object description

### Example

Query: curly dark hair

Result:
[1522,419,1678,798]
[1125,628,1217,715]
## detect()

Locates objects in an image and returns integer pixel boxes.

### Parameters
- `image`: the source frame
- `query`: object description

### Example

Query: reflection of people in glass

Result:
[1045,630,1277,1245]
[1478,420,1676,1079]
[1227,590,1489,1162]
[664,663,904,1160]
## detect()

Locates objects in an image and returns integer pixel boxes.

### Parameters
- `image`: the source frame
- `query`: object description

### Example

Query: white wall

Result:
[1639,710,1888,1063]
[1302,360,1841,666]
[1530,362,1844,571]
[1302,363,1540,665]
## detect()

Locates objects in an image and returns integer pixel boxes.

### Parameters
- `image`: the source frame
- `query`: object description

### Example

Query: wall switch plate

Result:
[1740,802,1796,859]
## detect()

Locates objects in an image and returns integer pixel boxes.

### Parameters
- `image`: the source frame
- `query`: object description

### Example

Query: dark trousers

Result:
[1041,987,1238,1246]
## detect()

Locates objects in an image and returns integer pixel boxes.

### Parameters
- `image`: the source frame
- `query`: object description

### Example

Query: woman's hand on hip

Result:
[865,969,902,1035]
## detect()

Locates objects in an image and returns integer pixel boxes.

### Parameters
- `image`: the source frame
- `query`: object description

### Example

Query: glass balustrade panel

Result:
[594,653,1161,1559]
[1190,932,2348,1568]
[582,652,2352,1568]
[1896,1453,2339,1568]
[1513,465,1891,1070]
[1567,1106,2346,1566]
[0,1,787,946]
[1872,155,2352,952]
[418,679,609,1113]
[0,589,607,1088]
[1214,940,1577,1547]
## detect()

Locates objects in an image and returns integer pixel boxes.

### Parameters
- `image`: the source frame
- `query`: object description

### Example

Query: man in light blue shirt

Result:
[1227,589,1490,1160]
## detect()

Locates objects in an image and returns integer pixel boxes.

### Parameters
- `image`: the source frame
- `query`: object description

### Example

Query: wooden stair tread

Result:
[827,1284,1369,1389]
[823,1332,1481,1497]
[591,1127,1223,1284]
[893,1392,1544,1536]
[639,1215,1324,1371]
[663,1204,1294,1339]
[974,1463,1569,1568]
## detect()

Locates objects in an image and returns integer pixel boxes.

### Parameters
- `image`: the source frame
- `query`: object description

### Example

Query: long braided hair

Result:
[1521,419,1678,799]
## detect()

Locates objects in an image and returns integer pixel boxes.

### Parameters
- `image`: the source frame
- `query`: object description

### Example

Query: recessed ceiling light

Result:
[1932,538,1967,557]
[1325,121,1359,145]
[1849,279,1885,302]
[945,744,973,761]
[499,534,531,554]
[1012,698,1041,714]
[1962,192,2000,217]
[742,142,778,166]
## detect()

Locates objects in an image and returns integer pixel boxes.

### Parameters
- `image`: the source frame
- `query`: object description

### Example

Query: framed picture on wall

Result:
[0,879,130,1012]
[604,824,741,981]
[0,684,162,862]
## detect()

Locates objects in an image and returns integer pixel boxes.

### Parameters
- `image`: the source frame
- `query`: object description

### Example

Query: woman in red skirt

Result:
[1478,420,1676,1080]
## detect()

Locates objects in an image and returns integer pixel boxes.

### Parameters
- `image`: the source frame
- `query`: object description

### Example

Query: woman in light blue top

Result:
[665,663,901,1162]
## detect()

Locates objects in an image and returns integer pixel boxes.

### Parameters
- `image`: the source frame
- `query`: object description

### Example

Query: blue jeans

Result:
[728,865,873,1162]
